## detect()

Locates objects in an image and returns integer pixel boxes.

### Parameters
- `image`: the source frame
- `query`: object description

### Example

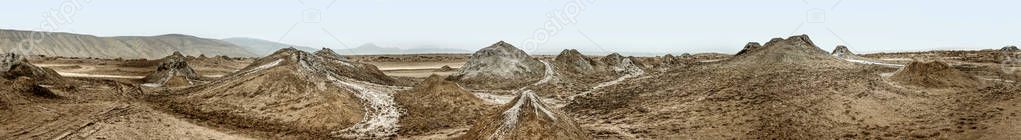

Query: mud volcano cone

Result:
[726,35,847,66]
[315,47,347,60]
[452,41,546,89]
[142,52,203,87]
[891,61,982,88]
[165,48,400,138]
[395,75,489,135]
[831,45,855,58]
[554,49,596,74]
[735,42,762,56]
[462,91,590,140]
[0,53,62,84]
[1001,45,1019,52]
[601,53,646,74]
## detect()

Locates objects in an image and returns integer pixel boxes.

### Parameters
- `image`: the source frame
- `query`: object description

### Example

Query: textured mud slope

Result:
[567,35,1021,139]
[1,53,63,84]
[463,91,590,140]
[395,75,490,135]
[891,61,983,88]
[0,29,256,59]
[141,52,204,87]
[157,48,402,138]
[452,41,545,90]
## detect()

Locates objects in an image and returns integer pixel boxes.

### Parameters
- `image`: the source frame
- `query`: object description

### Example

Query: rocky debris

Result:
[141,52,203,87]
[891,61,982,88]
[1,53,62,83]
[435,65,455,72]
[726,35,847,66]
[831,45,855,58]
[1001,45,1020,52]
[395,75,490,135]
[452,41,546,90]
[463,91,590,140]
[160,48,401,138]
[315,47,347,60]
[735,42,762,56]
[554,49,597,74]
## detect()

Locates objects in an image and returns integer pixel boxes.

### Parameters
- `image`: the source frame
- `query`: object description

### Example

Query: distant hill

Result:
[222,38,470,55]
[221,37,318,55]
[0,29,257,59]
[336,43,472,55]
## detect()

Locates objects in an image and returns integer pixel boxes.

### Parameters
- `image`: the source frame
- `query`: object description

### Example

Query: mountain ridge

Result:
[0,29,257,59]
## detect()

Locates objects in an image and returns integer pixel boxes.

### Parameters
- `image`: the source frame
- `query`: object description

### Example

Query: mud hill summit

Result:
[1,53,62,84]
[161,48,402,138]
[463,91,590,140]
[726,35,849,67]
[314,47,347,60]
[831,45,855,58]
[1,53,63,108]
[735,42,762,56]
[554,49,598,74]
[395,75,489,135]
[141,52,204,87]
[602,53,647,75]
[1002,45,1020,52]
[891,61,982,88]
[452,41,546,90]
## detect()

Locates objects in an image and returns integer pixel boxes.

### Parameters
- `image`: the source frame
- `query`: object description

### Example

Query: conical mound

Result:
[141,52,203,87]
[463,91,590,140]
[315,47,347,60]
[1,53,62,84]
[726,35,847,66]
[554,49,596,74]
[831,45,855,58]
[0,77,61,107]
[891,61,982,88]
[601,53,646,75]
[452,41,546,89]
[735,42,762,56]
[163,48,401,138]
[1002,45,1020,52]
[395,75,489,135]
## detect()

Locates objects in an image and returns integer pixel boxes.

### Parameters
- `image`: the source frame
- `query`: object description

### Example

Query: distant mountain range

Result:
[221,37,471,55]
[0,29,257,59]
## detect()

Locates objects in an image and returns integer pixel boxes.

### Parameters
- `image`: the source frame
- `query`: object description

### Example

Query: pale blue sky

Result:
[3,0,1019,54]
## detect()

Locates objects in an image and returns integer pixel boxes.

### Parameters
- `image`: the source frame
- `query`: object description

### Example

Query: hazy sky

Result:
[4,0,1019,54]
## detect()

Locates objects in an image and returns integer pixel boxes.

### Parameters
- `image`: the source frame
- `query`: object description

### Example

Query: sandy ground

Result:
[6,50,1019,139]
[33,60,465,79]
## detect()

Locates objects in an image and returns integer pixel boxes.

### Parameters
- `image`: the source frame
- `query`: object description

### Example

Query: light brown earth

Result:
[3,39,1020,140]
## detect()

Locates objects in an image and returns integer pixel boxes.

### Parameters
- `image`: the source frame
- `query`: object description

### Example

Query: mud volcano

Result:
[161,48,400,138]
[452,41,546,90]
[315,47,347,60]
[735,42,762,56]
[463,91,590,140]
[141,52,203,87]
[0,53,62,83]
[726,35,847,67]
[1001,45,1019,52]
[831,45,855,58]
[891,61,982,88]
[554,49,597,74]
[395,75,489,135]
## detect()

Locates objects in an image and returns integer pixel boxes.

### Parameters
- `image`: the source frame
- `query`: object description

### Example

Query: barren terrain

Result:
[3,36,1020,139]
